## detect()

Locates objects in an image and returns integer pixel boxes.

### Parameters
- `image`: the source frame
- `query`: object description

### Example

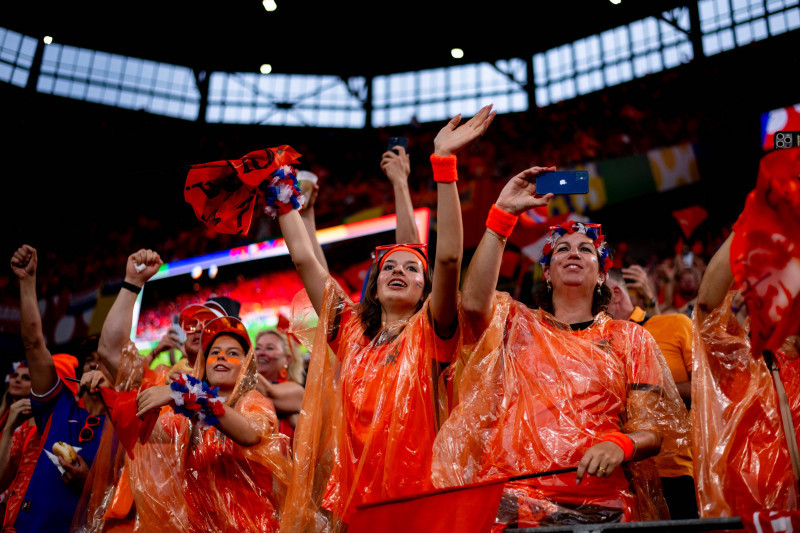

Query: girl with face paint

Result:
[278,105,496,530]
[97,317,294,533]
[434,169,691,528]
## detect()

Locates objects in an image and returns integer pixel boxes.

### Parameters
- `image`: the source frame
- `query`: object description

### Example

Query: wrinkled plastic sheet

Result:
[432,291,692,528]
[75,340,292,532]
[280,278,455,532]
[692,291,799,517]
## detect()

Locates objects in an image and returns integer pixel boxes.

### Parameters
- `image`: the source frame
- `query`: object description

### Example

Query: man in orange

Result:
[606,267,697,519]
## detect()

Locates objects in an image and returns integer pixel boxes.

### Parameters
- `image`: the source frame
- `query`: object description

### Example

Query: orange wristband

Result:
[430,154,458,183]
[486,204,518,238]
[600,431,635,461]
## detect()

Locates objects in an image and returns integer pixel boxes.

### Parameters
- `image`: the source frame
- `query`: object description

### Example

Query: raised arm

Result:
[696,233,733,325]
[299,181,330,273]
[10,245,56,396]
[380,145,420,244]
[428,104,496,334]
[97,249,163,379]
[278,209,329,315]
[461,169,554,334]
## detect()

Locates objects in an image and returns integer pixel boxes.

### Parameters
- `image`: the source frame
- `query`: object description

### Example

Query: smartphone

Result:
[171,315,187,344]
[387,136,409,154]
[536,170,589,195]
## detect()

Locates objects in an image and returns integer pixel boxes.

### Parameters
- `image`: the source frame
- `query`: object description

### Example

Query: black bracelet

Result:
[121,281,142,295]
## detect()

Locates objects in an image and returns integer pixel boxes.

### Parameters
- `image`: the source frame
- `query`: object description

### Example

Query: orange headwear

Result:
[376,243,428,273]
[51,353,79,395]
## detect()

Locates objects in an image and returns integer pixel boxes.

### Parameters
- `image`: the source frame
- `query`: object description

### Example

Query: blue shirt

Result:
[13,379,105,533]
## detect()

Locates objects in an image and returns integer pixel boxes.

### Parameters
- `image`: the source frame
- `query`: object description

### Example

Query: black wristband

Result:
[121,281,142,295]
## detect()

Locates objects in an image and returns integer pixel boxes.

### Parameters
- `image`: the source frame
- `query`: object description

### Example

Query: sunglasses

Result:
[79,415,102,443]
[374,243,428,271]
[180,316,208,333]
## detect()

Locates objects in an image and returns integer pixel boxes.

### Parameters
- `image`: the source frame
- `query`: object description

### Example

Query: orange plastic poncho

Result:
[692,291,799,517]
[432,291,692,528]
[280,278,457,532]
[133,345,292,533]
[76,340,292,532]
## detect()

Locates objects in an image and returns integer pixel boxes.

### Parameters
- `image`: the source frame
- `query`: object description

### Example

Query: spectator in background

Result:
[8,245,111,533]
[254,329,304,441]
[605,268,698,520]
[0,363,31,440]
[0,362,32,513]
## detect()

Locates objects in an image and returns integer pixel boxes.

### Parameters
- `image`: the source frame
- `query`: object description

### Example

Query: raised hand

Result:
[623,264,656,303]
[10,245,37,281]
[433,104,497,157]
[151,330,186,357]
[495,166,557,216]
[380,146,411,186]
[125,249,163,288]
[4,398,32,431]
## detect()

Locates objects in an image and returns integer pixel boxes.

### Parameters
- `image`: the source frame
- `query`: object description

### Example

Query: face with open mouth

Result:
[205,335,246,391]
[545,232,604,291]
[376,250,426,309]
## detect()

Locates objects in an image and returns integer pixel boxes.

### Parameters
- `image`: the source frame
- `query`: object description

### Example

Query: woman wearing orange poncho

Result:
[278,105,496,531]
[433,170,691,529]
[84,315,292,532]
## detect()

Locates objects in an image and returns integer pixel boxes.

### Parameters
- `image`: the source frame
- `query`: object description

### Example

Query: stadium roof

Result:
[1,0,692,77]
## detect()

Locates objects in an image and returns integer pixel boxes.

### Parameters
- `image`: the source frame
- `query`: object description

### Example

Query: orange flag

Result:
[99,387,159,459]
[347,478,505,533]
[730,147,800,356]
[184,146,302,235]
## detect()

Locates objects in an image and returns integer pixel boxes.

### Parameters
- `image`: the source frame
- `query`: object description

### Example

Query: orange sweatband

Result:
[378,246,429,273]
[600,431,635,461]
[486,204,518,238]
[430,154,458,183]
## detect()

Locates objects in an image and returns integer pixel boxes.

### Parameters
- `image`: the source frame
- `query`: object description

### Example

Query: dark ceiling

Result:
[1,0,692,77]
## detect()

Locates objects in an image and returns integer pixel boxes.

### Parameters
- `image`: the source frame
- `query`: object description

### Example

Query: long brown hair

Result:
[358,259,433,340]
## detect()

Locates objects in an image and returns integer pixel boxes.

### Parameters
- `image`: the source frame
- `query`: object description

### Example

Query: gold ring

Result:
[597,466,606,474]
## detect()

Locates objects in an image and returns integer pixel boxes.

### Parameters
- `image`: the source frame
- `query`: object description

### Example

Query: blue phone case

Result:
[536,170,589,194]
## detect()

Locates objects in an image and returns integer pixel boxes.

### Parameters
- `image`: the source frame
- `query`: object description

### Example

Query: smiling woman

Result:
[278,105,496,530]
[121,316,293,532]
[434,171,692,528]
